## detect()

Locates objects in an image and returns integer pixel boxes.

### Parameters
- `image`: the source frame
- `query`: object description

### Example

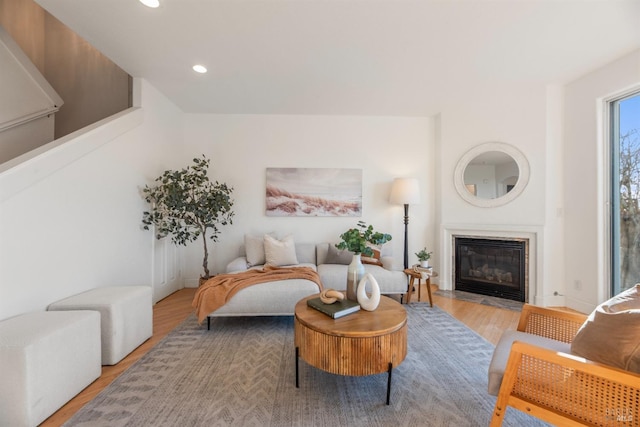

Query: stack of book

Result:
[307,297,360,319]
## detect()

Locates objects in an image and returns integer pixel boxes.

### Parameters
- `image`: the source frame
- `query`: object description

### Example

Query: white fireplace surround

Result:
[441,224,542,304]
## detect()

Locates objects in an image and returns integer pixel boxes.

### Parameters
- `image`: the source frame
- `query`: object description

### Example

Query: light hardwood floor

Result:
[41,284,520,426]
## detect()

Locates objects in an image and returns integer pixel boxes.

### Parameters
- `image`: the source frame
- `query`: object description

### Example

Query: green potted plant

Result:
[336,221,392,256]
[142,155,234,283]
[336,221,392,301]
[415,247,432,268]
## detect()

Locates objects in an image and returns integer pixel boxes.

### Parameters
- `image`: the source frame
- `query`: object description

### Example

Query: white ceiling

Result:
[36,0,640,116]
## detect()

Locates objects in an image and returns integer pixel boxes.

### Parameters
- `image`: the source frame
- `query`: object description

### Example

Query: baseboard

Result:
[533,294,566,308]
[184,278,199,288]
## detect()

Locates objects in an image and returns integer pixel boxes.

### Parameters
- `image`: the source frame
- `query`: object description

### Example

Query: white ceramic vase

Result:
[357,273,381,311]
[420,260,430,268]
[346,253,365,301]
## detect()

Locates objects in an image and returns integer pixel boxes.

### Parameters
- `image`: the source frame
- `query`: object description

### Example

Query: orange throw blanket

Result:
[192,265,323,323]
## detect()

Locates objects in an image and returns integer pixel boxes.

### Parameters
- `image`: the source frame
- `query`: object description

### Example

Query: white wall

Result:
[436,82,558,304]
[0,79,183,321]
[2,52,636,317]
[439,83,548,226]
[563,49,640,313]
[181,114,435,285]
[178,81,561,308]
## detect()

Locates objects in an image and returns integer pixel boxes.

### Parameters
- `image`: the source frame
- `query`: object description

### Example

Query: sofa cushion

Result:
[325,245,352,265]
[294,243,317,265]
[245,234,266,266]
[317,263,408,294]
[210,278,321,316]
[264,234,299,266]
[570,283,640,373]
[488,330,571,396]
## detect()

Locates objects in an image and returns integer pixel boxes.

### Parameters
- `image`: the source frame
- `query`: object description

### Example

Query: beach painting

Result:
[266,168,362,217]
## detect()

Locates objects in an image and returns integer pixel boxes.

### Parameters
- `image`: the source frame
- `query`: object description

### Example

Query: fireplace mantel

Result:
[441,224,542,304]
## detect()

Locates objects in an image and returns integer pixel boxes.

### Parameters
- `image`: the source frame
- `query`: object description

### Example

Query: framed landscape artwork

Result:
[266,168,362,217]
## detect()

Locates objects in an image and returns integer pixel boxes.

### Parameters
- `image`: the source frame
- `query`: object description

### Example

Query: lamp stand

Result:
[402,203,409,270]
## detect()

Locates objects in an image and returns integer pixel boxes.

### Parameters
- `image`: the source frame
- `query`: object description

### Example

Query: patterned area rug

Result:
[65,305,548,426]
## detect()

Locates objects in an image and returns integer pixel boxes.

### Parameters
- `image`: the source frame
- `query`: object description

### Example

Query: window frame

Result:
[604,86,640,298]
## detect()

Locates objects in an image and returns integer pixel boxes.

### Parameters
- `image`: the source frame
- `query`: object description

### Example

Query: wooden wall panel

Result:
[0,0,131,144]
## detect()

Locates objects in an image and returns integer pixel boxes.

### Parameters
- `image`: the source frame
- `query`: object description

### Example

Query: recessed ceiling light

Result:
[139,0,159,8]
[192,65,208,74]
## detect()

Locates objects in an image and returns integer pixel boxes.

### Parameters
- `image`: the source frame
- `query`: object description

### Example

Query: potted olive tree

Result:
[142,155,234,283]
[336,221,392,301]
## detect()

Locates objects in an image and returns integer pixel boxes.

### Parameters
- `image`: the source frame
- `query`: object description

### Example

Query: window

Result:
[611,91,640,296]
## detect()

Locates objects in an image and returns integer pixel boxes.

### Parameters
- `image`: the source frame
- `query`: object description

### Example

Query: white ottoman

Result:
[48,286,153,365]
[0,311,101,427]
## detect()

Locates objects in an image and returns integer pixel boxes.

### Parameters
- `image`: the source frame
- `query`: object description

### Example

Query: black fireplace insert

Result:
[454,237,526,302]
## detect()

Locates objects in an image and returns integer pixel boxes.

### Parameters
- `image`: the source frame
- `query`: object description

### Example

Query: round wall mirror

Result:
[454,142,529,207]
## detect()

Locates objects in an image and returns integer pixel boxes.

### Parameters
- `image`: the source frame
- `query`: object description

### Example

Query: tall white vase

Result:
[346,253,365,301]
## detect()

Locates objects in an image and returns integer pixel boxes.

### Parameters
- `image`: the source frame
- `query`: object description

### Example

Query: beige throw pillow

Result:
[264,234,298,266]
[570,284,640,373]
[245,234,267,266]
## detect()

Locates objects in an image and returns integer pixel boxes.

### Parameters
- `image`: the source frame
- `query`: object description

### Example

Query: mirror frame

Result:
[454,142,530,208]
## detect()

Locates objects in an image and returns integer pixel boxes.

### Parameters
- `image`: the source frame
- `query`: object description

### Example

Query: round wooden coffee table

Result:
[294,294,407,405]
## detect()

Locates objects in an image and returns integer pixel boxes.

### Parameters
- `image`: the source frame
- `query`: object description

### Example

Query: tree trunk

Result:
[201,229,210,281]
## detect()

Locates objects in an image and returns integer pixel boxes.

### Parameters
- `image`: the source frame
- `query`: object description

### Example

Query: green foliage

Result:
[335,221,392,256]
[141,155,234,279]
[415,247,432,262]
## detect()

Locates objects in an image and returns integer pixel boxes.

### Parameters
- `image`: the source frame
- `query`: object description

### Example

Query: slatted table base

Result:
[294,317,407,405]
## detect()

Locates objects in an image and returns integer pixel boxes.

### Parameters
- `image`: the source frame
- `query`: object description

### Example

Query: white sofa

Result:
[207,242,407,324]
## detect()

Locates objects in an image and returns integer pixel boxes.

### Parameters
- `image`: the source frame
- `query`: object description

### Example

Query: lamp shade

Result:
[389,178,420,205]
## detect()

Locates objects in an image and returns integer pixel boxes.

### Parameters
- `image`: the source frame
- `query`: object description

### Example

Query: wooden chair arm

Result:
[517,304,587,343]
[491,341,640,427]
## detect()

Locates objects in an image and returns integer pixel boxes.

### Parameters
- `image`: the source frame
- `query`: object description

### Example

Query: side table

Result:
[403,267,437,307]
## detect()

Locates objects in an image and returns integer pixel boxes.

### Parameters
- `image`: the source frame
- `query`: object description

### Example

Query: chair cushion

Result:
[570,283,640,373]
[487,330,571,396]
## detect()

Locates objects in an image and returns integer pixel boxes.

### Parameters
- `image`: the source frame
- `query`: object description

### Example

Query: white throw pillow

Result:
[264,234,298,266]
[245,234,267,266]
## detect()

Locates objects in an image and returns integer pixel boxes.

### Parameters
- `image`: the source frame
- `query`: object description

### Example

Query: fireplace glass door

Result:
[455,238,526,302]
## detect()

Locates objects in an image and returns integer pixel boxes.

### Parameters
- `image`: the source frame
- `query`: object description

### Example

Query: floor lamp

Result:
[389,178,420,270]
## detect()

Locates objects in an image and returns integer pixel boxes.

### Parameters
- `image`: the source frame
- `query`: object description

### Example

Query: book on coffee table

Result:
[307,297,360,319]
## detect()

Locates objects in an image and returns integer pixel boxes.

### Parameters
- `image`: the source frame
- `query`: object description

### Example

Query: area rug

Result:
[64,305,548,427]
